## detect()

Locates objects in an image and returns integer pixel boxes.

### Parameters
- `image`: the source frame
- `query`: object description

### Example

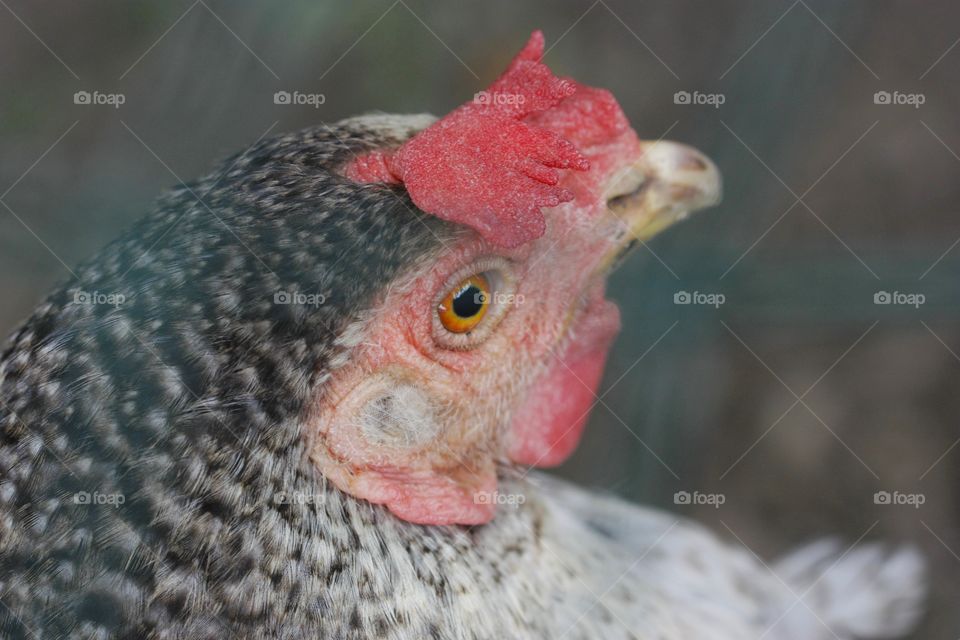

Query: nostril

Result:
[643,141,714,177]
[639,141,722,208]
[679,154,708,171]
[604,168,648,211]
[606,185,648,211]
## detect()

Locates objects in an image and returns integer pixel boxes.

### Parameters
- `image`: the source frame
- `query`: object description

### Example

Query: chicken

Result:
[0,31,924,639]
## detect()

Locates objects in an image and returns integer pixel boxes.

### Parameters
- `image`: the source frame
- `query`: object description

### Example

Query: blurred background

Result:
[1,1,958,636]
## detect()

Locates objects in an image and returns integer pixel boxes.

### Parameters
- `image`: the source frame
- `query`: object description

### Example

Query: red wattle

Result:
[508,299,621,467]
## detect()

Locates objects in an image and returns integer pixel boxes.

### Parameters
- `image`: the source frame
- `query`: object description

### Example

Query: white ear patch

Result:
[356,382,440,450]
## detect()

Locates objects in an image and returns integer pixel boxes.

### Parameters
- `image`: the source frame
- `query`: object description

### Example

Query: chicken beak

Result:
[602,140,721,251]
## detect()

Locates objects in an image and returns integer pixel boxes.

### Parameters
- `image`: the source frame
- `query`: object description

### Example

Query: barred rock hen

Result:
[0,32,924,639]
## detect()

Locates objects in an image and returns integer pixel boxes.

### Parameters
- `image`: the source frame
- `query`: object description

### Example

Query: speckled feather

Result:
[0,116,924,639]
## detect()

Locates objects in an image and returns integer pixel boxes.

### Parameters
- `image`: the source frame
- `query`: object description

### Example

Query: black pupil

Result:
[452,284,485,318]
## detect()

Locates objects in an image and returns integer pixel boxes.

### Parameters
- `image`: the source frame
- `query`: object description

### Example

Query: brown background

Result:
[1,2,958,637]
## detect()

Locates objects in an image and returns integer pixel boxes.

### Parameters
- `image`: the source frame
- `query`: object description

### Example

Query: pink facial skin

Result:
[310,120,645,524]
[311,30,720,526]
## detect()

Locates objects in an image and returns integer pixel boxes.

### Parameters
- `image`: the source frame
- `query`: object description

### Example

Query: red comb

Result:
[344,30,628,247]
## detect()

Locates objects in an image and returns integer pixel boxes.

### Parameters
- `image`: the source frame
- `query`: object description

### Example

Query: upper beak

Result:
[603,140,722,243]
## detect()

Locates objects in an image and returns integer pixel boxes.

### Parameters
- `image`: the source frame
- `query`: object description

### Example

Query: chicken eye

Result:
[431,260,514,350]
[438,273,490,334]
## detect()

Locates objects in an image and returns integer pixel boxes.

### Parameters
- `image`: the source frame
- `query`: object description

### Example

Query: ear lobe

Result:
[356,385,441,449]
[316,371,439,462]
[307,371,503,525]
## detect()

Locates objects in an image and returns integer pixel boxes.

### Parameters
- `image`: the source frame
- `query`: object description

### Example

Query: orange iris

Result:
[437,273,491,334]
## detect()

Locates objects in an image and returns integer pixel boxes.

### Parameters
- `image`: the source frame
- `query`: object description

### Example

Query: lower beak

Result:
[604,140,721,243]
